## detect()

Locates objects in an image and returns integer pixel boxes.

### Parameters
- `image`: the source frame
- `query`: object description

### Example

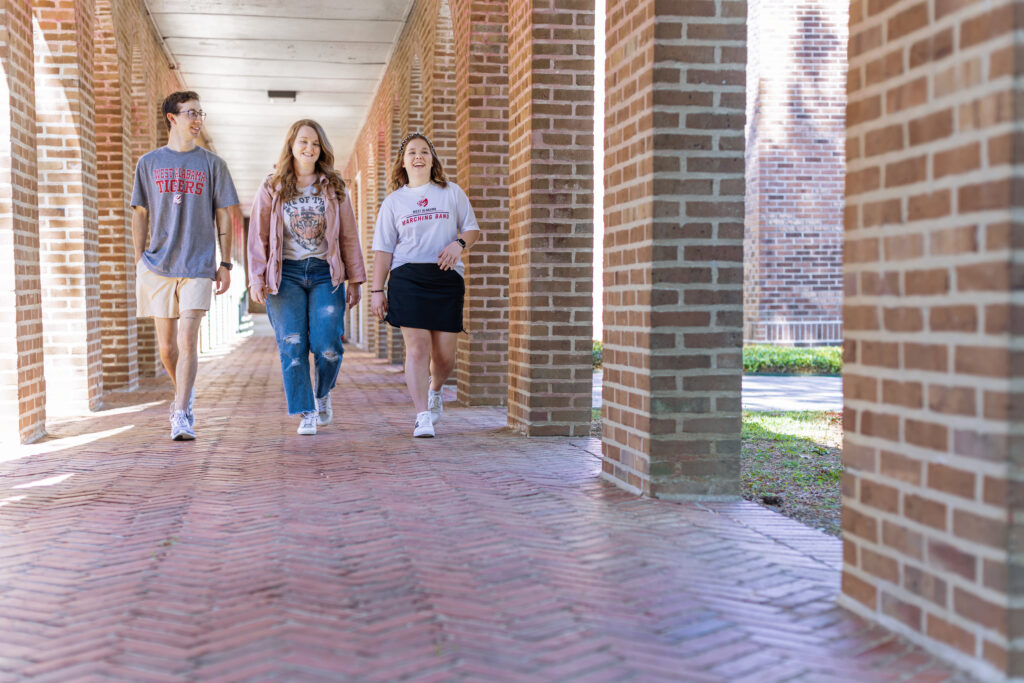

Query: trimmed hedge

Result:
[743,345,841,376]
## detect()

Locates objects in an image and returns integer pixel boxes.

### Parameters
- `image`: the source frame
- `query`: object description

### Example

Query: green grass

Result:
[742,410,843,536]
[592,341,603,370]
[743,345,841,376]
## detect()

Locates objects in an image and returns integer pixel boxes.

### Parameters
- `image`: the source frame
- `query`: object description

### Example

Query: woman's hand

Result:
[347,283,362,310]
[250,284,267,305]
[437,241,464,271]
[370,291,387,321]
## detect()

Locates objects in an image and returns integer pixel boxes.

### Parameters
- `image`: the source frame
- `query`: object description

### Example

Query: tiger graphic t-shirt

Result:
[281,184,329,262]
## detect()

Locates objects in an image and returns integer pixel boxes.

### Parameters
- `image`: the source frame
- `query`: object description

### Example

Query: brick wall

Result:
[506,0,594,436]
[452,0,510,406]
[342,0,512,406]
[34,0,103,416]
[424,0,457,171]
[0,0,45,442]
[841,0,1022,678]
[602,0,746,496]
[386,105,404,364]
[744,0,846,347]
[95,0,137,391]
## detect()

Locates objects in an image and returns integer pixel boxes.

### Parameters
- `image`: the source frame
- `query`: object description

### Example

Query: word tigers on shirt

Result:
[152,168,207,195]
[401,211,449,227]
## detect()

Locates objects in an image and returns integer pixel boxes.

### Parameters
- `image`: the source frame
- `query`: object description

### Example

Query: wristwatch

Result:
[219,261,233,271]
[456,238,467,249]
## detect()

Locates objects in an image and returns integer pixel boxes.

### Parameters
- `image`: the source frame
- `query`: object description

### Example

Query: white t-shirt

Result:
[372,182,479,278]
[282,184,328,261]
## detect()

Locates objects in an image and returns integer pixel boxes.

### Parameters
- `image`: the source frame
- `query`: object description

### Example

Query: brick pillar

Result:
[505,0,594,436]
[33,0,103,415]
[94,0,137,391]
[425,0,457,172]
[602,0,746,497]
[128,43,160,378]
[743,0,846,346]
[408,57,424,133]
[453,0,510,406]
[361,140,386,359]
[374,130,390,360]
[0,0,46,442]
[386,108,404,365]
[841,1,1023,678]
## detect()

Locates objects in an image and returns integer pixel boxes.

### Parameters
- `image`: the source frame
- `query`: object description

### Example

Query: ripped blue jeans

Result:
[265,258,345,415]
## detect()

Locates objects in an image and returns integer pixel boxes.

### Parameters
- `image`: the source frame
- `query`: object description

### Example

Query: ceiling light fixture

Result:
[268,90,297,102]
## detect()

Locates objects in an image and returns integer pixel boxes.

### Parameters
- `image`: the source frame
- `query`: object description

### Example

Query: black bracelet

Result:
[370,289,385,293]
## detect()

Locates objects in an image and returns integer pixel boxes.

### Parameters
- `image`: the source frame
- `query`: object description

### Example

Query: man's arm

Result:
[131,206,149,263]
[214,206,236,295]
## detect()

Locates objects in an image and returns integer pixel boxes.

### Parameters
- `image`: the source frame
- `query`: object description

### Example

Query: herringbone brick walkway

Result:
[0,329,973,682]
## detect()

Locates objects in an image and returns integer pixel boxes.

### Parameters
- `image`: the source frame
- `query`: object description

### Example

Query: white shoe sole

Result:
[414,429,434,438]
[297,427,317,435]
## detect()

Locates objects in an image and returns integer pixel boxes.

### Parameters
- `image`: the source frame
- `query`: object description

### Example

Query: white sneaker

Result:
[316,394,332,426]
[170,410,195,441]
[171,387,196,428]
[297,411,318,435]
[428,389,443,425]
[413,411,435,438]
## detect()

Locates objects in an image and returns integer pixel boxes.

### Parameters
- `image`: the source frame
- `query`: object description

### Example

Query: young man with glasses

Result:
[131,91,240,440]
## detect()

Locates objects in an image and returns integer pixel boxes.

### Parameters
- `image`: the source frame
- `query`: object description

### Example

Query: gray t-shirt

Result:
[131,145,239,279]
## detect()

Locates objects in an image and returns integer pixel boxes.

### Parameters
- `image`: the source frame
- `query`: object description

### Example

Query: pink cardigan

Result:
[247,175,366,295]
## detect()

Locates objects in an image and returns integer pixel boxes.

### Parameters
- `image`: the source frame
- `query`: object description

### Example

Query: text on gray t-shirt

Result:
[131,145,239,279]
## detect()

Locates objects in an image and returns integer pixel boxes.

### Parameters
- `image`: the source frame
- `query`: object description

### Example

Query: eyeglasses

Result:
[176,109,207,121]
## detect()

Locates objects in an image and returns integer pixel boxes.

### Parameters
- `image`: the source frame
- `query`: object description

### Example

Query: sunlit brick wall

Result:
[0,0,45,442]
[744,0,847,347]
[33,0,103,416]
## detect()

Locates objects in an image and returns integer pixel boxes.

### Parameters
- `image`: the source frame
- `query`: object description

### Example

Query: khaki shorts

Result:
[136,260,212,319]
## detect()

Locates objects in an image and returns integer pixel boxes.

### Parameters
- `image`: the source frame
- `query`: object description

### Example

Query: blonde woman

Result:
[248,120,366,435]
[369,133,480,437]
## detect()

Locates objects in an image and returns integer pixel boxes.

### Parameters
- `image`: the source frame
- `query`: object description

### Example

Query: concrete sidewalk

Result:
[593,372,842,412]
[0,336,965,681]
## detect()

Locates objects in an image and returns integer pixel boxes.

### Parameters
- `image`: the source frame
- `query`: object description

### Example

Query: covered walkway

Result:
[0,330,968,681]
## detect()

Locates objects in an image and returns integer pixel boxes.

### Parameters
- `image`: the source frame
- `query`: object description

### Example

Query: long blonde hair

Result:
[389,132,448,192]
[269,119,346,202]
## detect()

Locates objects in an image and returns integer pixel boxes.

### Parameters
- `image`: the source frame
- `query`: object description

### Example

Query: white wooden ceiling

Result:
[145,0,415,211]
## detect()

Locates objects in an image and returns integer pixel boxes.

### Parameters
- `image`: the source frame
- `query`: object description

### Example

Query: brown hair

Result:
[268,119,346,203]
[161,91,200,130]
[389,133,448,192]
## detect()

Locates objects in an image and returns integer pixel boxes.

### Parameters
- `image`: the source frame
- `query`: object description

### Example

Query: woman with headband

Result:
[370,132,480,437]
[248,119,366,435]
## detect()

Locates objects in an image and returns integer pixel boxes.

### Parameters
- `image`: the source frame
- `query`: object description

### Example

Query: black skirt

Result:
[386,263,465,333]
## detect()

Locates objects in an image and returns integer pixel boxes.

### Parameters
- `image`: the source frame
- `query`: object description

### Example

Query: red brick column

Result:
[386,108,404,365]
[33,0,103,415]
[361,139,387,359]
[602,0,746,496]
[425,0,456,171]
[94,0,138,391]
[743,0,846,346]
[453,0,510,406]
[127,42,161,377]
[0,0,46,442]
[505,0,594,436]
[408,57,424,133]
[842,1,1023,677]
